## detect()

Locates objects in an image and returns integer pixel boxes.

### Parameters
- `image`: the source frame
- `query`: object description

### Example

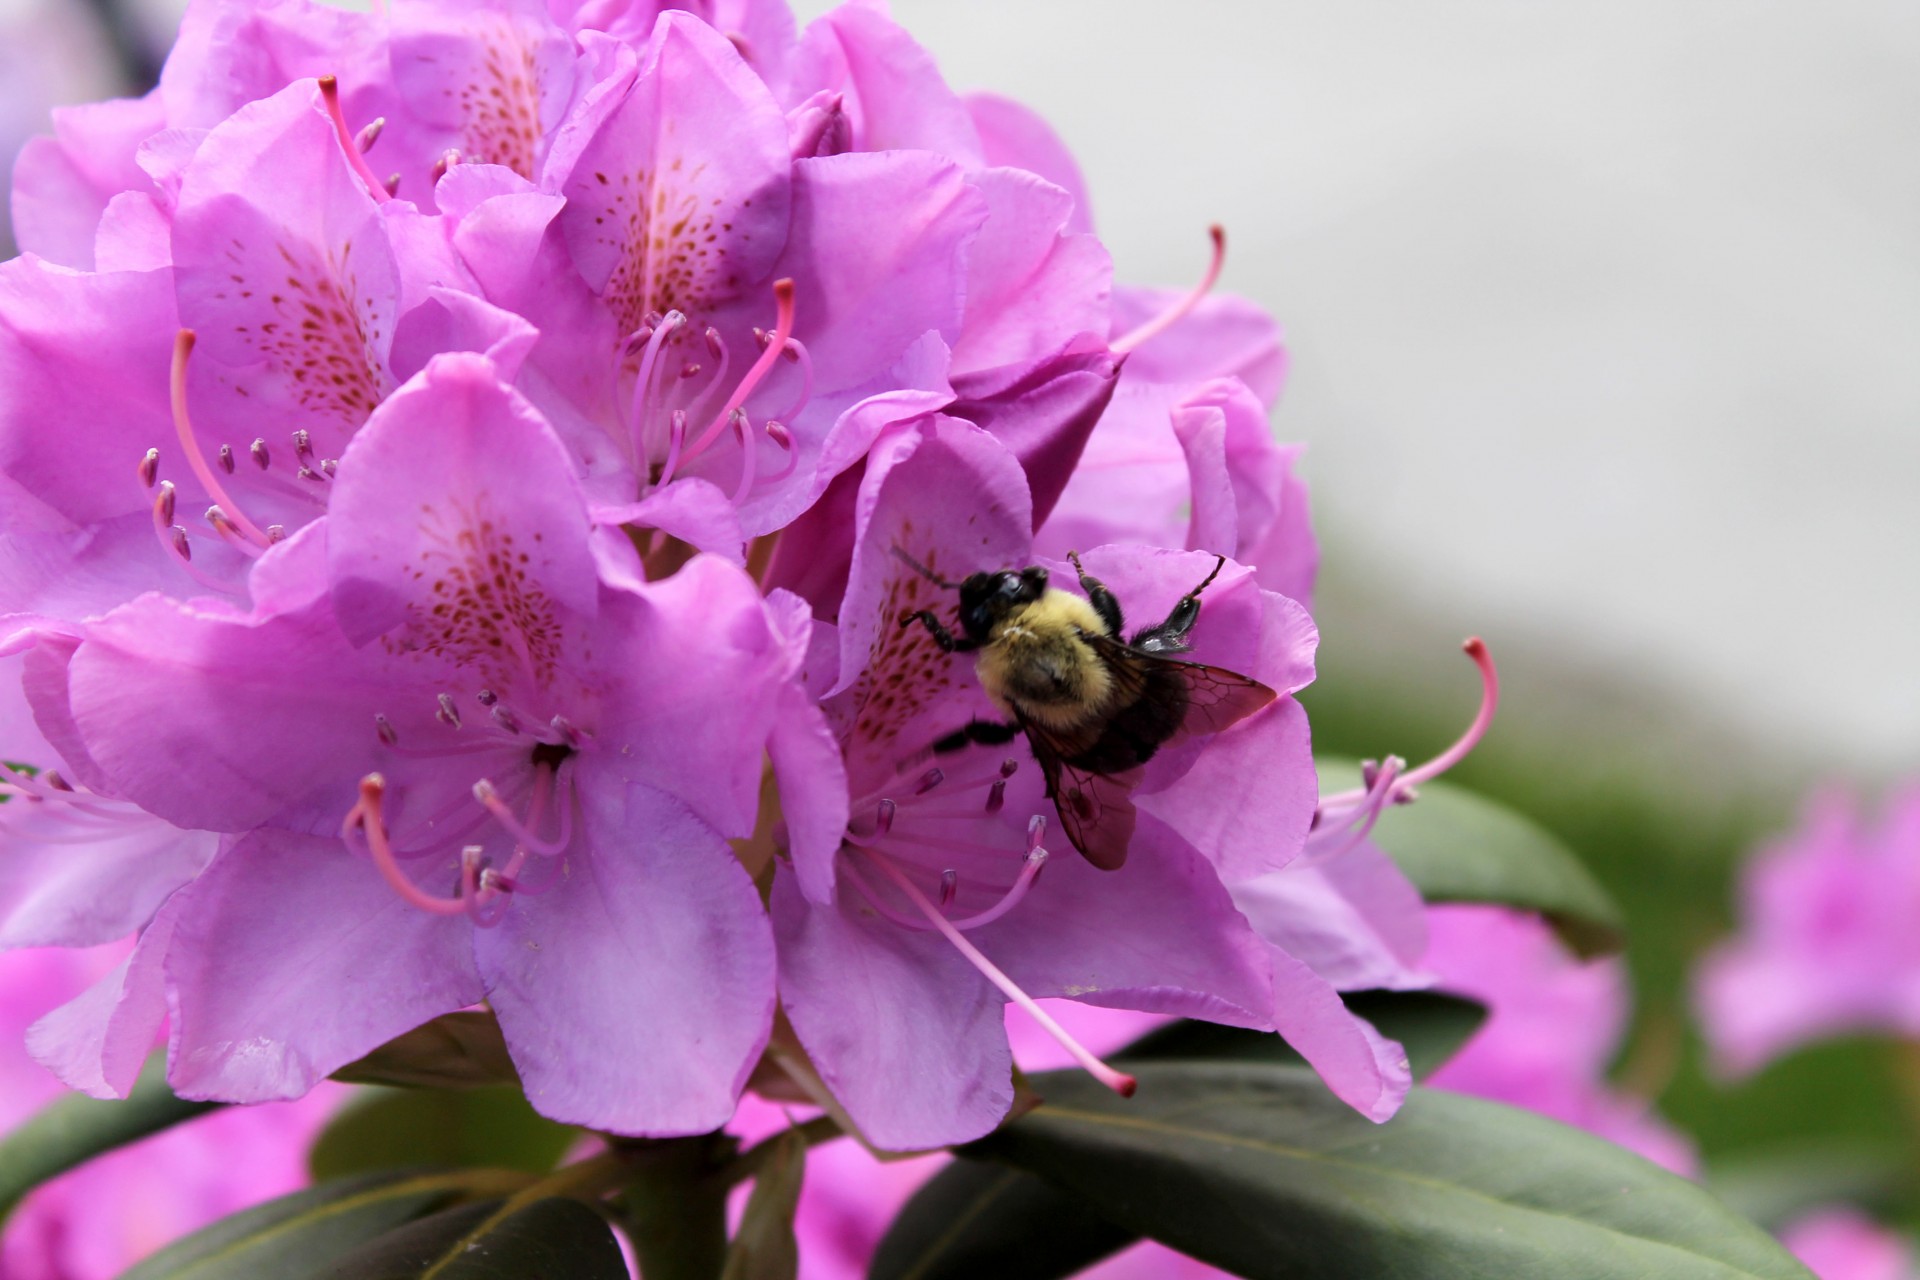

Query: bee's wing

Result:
[1082,632,1278,743]
[1020,716,1142,872]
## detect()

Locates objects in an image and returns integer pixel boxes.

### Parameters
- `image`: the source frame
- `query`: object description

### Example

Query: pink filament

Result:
[1110,225,1226,357]
[686,278,795,460]
[318,76,393,204]
[346,775,469,916]
[860,847,1137,1098]
[171,332,272,547]
[1316,637,1499,813]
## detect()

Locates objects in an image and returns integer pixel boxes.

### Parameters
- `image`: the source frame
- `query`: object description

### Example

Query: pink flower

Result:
[768,413,1406,1151]
[0,946,338,1280]
[1782,1209,1918,1280]
[1695,788,1920,1077]
[1424,904,1695,1175]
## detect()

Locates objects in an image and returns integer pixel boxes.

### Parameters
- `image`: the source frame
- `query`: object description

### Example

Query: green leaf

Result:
[310,1196,627,1279]
[1707,1141,1911,1231]
[869,1160,1134,1280]
[1321,758,1626,956]
[309,1087,578,1181]
[0,1055,217,1219]
[871,991,1492,1280]
[721,1127,806,1280]
[331,1013,519,1090]
[117,1169,528,1280]
[964,1062,1813,1280]
[1118,990,1488,1080]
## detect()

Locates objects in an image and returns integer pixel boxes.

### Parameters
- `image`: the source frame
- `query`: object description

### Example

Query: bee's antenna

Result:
[1190,553,1228,598]
[890,544,956,590]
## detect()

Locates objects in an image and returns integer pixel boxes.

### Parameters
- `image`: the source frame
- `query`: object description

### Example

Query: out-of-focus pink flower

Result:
[1424,904,1695,1175]
[1782,1208,1918,1280]
[1695,788,1920,1077]
[0,946,338,1280]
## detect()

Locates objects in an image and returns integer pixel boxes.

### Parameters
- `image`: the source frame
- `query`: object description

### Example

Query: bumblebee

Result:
[898,550,1276,870]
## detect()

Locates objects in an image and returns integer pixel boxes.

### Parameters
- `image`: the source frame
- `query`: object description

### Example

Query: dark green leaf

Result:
[311,1196,626,1279]
[117,1168,528,1280]
[331,1013,519,1090]
[310,1087,578,1181]
[722,1127,806,1280]
[1118,990,1488,1080]
[965,1062,1812,1280]
[1321,758,1625,956]
[869,1160,1134,1280]
[872,991,1492,1280]
[0,1055,217,1219]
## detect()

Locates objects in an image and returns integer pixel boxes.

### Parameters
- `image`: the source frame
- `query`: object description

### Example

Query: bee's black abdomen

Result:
[1066,663,1190,774]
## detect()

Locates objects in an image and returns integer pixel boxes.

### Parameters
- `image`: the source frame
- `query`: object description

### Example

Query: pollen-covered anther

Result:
[153,480,176,527]
[491,705,522,735]
[436,693,463,729]
[375,714,399,747]
[354,116,385,153]
[431,148,463,184]
[549,716,584,748]
[250,438,270,470]
[137,448,159,488]
[914,768,944,796]
[476,689,499,707]
[217,444,235,474]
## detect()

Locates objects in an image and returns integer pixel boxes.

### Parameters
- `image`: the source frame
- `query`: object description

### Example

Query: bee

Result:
[897,550,1276,870]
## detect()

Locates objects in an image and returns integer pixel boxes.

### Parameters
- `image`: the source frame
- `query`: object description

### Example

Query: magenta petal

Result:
[769,683,849,905]
[475,783,775,1135]
[1267,943,1411,1122]
[0,804,215,949]
[775,151,986,393]
[164,830,483,1102]
[965,93,1094,235]
[1232,841,1431,992]
[981,814,1278,1031]
[595,478,748,565]
[28,906,177,1099]
[950,167,1110,378]
[9,95,166,267]
[1140,697,1317,884]
[786,6,983,163]
[327,352,598,644]
[950,347,1120,531]
[1110,287,1288,408]
[771,867,1012,1151]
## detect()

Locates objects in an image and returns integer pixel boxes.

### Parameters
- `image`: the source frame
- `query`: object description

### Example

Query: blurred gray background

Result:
[5,0,1916,775]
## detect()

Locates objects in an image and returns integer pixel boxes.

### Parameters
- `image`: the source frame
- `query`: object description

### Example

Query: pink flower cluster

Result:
[0,0,1496,1151]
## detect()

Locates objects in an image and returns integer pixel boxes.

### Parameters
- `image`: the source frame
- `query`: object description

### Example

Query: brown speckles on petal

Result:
[850,545,959,748]
[453,18,544,178]
[595,162,727,339]
[214,237,389,428]
[396,499,562,689]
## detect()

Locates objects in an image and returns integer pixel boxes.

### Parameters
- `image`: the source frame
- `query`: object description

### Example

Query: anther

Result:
[874,798,896,837]
[217,443,235,474]
[765,420,792,450]
[436,693,462,729]
[914,768,944,795]
[170,527,192,560]
[250,438,270,469]
[43,771,71,792]
[476,689,499,707]
[985,779,1006,814]
[939,869,958,907]
[292,430,315,465]
[491,705,522,735]
[1026,813,1048,854]
[624,326,655,357]
[382,173,401,198]
[704,327,725,359]
[431,149,462,184]
[355,116,386,153]
[319,458,339,478]
[154,480,176,527]
[267,524,286,542]
[550,716,583,748]
[679,361,702,380]
[137,448,159,488]
[375,714,399,746]
[1000,759,1020,778]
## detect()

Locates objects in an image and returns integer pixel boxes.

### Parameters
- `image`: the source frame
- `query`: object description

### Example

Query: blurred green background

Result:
[1304,544,1916,1228]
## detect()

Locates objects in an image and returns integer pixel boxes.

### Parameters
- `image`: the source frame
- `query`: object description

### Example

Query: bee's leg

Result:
[932,719,1021,754]
[1066,551,1126,637]
[899,610,978,653]
[1130,554,1227,653]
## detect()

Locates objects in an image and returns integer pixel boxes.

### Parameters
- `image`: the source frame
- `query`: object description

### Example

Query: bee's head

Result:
[956,566,1049,641]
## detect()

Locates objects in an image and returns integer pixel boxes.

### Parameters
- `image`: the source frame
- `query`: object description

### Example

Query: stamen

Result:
[491,705,522,735]
[873,798,896,837]
[473,777,568,856]
[687,278,795,460]
[1303,755,1402,865]
[729,412,758,506]
[939,869,958,907]
[770,337,813,424]
[217,444,235,474]
[206,506,264,559]
[431,148,462,185]
[549,716,584,748]
[137,448,159,488]
[915,768,944,795]
[626,310,686,465]
[654,409,688,488]
[1315,639,1499,814]
[318,76,393,204]
[250,438,270,470]
[436,693,462,729]
[860,846,1136,1098]
[476,689,499,707]
[154,480,176,528]
[375,714,399,746]
[345,774,468,915]
[292,429,316,467]
[1110,224,1226,357]
[172,331,271,547]
[756,421,799,487]
[382,173,401,199]
[355,116,386,153]
[681,326,733,430]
